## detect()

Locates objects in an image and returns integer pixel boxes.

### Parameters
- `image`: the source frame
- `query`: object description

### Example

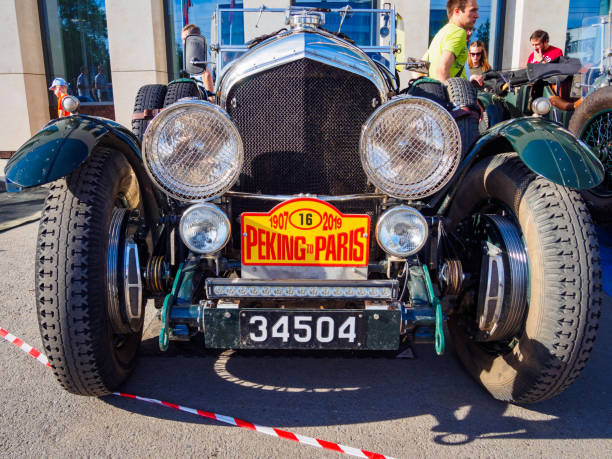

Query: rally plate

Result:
[241,198,370,267]
[240,310,366,349]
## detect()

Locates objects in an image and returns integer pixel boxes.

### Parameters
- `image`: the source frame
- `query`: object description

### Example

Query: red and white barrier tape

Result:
[0,327,50,367]
[0,326,395,459]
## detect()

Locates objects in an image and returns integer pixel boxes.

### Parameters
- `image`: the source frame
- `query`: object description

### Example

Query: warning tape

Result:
[0,326,395,459]
[0,327,50,367]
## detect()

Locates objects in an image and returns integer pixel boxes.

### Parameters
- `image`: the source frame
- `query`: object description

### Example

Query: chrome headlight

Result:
[61,95,80,113]
[360,96,462,199]
[376,206,428,257]
[179,203,231,254]
[531,97,552,115]
[143,100,243,202]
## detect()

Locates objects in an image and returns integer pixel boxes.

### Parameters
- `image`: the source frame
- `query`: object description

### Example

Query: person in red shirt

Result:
[527,30,563,64]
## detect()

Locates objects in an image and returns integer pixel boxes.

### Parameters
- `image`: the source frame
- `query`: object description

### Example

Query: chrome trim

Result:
[107,208,131,334]
[531,97,552,116]
[360,96,462,199]
[217,30,389,108]
[241,265,367,281]
[61,95,80,114]
[478,241,505,335]
[206,278,399,300]
[288,12,324,28]
[476,215,528,341]
[375,206,428,258]
[225,191,387,202]
[214,7,397,76]
[491,215,528,339]
[123,237,143,332]
[179,203,231,254]
[142,100,244,202]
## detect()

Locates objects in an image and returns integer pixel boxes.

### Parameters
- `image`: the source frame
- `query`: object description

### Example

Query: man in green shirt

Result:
[425,0,483,85]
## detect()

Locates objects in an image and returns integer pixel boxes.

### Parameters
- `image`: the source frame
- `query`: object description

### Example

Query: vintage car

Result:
[478,13,612,222]
[4,6,605,403]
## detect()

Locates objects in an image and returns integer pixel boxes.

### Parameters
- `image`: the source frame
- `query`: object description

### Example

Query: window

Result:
[292,1,376,46]
[429,0,492,49]
[166,0,244,81]
[39,0,113,117]
[565,0,610,60]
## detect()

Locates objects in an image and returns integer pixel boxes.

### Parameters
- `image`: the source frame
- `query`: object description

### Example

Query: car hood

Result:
[216,29,389,109]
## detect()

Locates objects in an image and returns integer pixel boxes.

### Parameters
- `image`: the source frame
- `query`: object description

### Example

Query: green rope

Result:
[422,265,445,355]
[159,263,184,352]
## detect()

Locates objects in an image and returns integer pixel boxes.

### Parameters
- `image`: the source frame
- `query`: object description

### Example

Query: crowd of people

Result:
[425,0,563,85]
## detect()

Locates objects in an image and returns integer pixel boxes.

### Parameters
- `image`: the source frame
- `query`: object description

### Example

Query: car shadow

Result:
[101,293,612,444]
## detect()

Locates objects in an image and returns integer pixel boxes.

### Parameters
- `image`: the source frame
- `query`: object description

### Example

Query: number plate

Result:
[241,198,370,267]
[240,310,366,349]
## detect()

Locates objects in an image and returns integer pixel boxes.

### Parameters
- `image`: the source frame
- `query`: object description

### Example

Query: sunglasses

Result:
[470,52,482,56]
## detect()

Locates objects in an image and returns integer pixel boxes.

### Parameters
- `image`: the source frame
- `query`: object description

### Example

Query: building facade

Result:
[0,0,610,156]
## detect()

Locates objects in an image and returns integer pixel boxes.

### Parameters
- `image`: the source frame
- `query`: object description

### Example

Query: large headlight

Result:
[360,96,462,199]
[179,203,231,254]
[376,206,428,257]
[143,100,243,202]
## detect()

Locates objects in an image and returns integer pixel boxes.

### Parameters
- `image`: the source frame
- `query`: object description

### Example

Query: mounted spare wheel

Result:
[568,86,612,223]
[445,77,480,156]
[132,84,167,142]
[446,153,601,403]
[163,80,201,107]
[36,148,148,395]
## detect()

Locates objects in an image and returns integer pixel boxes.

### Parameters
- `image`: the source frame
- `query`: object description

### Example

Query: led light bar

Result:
[206,279,399,300]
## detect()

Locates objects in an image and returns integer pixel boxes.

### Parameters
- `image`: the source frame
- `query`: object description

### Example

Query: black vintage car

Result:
[4,7,605,403]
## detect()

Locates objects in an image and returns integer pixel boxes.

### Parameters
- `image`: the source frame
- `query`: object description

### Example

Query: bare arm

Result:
[203,68,214,93]
[436,50,455,82]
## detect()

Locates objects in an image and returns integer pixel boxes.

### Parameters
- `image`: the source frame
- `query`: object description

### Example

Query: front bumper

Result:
[160,263,439,352]
[206,278,399,300]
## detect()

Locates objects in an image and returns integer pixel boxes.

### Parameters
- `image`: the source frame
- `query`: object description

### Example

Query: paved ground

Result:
[0,191,611,458]
[0,186,47,232]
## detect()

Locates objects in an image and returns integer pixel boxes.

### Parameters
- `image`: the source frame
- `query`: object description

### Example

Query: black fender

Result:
[4,115,166,232]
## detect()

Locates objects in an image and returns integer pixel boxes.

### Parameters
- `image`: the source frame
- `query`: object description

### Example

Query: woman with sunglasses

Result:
[467,41,491,77]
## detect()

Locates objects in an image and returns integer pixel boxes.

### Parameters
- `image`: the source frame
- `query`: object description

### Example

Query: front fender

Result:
[4,115,141,190]
[475,117,604,190]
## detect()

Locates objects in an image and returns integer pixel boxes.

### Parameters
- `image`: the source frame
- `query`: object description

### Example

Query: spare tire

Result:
[568,86,612,223]
[446,78,480,156]
[164,80,201,107]
[132,84,167,142]
[408,78,450,108]
[445,77,478,110]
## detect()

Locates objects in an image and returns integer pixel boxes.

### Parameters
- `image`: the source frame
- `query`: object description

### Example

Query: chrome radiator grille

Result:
[225,59,381,195]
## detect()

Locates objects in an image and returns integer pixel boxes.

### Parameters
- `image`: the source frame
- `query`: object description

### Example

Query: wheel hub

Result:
[457,214,529,342]
[582,110,612,197]
[107,208,144,333]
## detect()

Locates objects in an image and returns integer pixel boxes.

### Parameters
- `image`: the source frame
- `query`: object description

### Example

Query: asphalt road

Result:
[0,196,611,458]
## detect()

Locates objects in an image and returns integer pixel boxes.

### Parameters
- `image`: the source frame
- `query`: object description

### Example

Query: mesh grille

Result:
[226,59,381,195]
[361,97,462,199]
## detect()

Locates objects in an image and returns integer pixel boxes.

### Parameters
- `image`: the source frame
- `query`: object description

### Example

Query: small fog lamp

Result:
[376,206,428,258]
[179,203,230,254]
[61,95,80,114]
[531,97,551,116]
